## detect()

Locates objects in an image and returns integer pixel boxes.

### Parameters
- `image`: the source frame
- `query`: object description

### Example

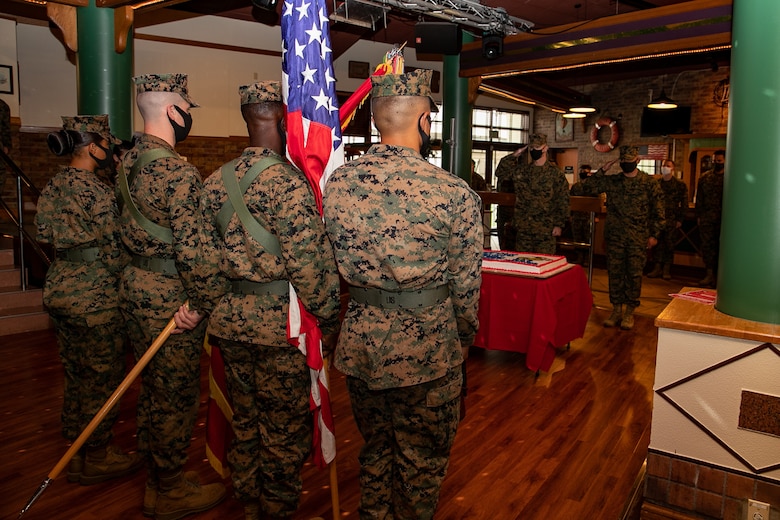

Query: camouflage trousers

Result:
[347,367,462,520]
[215,337,312,517]
[653,225,679,265]
[124,311,205,472]
[51,313,126,447]
[514,227,557,255]
[571,213,591,246]
[605,236,647,308]
[699,220,721,270]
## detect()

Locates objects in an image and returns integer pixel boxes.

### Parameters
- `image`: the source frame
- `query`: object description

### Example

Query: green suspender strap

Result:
[117,148,178,244]
[217,156,284,257]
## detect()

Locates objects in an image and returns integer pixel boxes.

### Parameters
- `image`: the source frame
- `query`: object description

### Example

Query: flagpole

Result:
[18,312,181,519]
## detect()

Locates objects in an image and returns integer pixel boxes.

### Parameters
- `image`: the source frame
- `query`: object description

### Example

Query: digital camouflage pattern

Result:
[0,98,11,151]
[36,164,129,446]
[511,160,570,254]
[494,153,517,250]
[61,114,122,145]
[619,145,640,162]
[196,147,340,511]
[197,147,341,345]
[583,167,665,307]
[117,132,209,471]
[323,143,482,390]
[696,169,724,269]
[216,338,312,512]
[371,69,439,112]
[654,175,688,265]
[346,367,461,519]
[530,132,547,147]
[133,73,199,107]
[239,81,282,105]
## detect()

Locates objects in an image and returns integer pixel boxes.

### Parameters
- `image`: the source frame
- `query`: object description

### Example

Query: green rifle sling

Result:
[117,148,178,244]
[217,156,284,258]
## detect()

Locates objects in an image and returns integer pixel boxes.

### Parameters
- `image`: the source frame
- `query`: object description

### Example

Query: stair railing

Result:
[0,147,51,291]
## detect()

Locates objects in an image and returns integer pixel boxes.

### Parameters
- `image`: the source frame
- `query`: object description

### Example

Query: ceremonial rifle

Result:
[18,311,181,518]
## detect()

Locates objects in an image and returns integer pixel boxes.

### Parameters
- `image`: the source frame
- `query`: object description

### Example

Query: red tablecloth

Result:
[473,264,593,372]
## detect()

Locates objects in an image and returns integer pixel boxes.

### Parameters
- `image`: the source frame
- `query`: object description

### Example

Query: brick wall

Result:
[536,68,731,172]
[643,451,780,520]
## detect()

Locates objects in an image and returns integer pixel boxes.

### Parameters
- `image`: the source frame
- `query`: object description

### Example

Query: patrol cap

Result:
[619,145,639,162]
[61,114,121,145]
[530,133,547,147]
[133,73,199,107]
[239,81,282,106]
[370,69,439,113]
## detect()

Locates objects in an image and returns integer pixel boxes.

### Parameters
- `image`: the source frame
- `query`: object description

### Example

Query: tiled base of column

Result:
[642,451,780,520]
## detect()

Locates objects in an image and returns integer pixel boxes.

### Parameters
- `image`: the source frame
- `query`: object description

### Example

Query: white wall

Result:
[0,17,20,117]
[10,14,528,136]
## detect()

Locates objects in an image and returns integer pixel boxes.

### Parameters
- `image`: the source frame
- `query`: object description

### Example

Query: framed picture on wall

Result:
[555,114,574,141]
[0,65,13,95]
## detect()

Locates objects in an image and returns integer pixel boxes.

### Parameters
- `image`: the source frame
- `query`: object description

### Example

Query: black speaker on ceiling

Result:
[414,22,463,55]
[482,33,504,60]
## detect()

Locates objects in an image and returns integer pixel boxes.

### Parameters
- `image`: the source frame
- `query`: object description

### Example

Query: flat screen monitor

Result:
[640,106,692,137]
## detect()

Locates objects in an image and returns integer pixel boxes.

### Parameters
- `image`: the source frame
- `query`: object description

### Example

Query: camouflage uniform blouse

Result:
[511,161,570,232]
[117,133,210,318]
[323,144,483,390]
[35,166,128,325]
[197,147,341,346]
[583,169,665,243]
[695,170,724,224]
[657,175,688,227]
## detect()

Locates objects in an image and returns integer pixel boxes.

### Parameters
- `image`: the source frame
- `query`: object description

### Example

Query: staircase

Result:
[0,247,52,336]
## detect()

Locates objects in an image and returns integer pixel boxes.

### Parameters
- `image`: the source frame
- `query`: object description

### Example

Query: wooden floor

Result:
[1,293,660,520]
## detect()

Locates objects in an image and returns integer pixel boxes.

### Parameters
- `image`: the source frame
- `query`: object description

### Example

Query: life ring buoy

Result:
[590,117,619,153]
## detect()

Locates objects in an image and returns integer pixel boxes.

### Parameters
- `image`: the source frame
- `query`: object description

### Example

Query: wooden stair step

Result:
[0,311,52,336]
[0,288,44,312]
[0,268,22,288]
[0,248,14,269]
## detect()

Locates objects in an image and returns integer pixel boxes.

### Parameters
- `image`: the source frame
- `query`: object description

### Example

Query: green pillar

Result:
[441,32,475,181]
[76,0,133,141]
[715,0,780,324]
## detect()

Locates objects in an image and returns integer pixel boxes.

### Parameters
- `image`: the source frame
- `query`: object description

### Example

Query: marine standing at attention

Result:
[695,149,725,287]
[117,73,225,520]
[323,69,482,519]
[194,81,341,519]
[510,132,570,255]
[35,115,140,486]
[583,145,665,330]
[647,158,688,280]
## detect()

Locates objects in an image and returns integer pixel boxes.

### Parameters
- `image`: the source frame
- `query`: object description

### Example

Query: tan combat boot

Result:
[67,448,84,483]
[603,304,623,327]
[646,263,662,278]
[154,470,226,520]
[621,305,636,330]
[698,269,715,287]
[144,471,201,517]
[662,263,672,280]
[80,444,143,485]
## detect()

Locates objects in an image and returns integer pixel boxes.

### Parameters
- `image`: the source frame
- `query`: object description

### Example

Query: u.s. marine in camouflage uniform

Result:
[323,69,482,520]
[117,73,226,518]
[35,115,141,485]
[494,150,519,250]
[583,145,665,330]
[510,133,570,255]
[194,81,341,519]
[695,149,725,287]
[648,159,688,280]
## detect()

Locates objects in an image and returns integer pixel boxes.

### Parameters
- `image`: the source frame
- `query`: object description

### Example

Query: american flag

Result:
[281,0,344,468]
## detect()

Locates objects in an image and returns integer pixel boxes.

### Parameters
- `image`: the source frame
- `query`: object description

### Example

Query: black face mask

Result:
[713,163,725,172]
[89,143,113,170]
[530,149,544,161]
[579,171,589,180]
[168,105,193,143]
[620,161,637,173]
[418,114,432,159]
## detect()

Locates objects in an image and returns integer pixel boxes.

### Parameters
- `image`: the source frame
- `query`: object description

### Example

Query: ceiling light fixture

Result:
[647,90,677,109]
[562,112,586,119]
